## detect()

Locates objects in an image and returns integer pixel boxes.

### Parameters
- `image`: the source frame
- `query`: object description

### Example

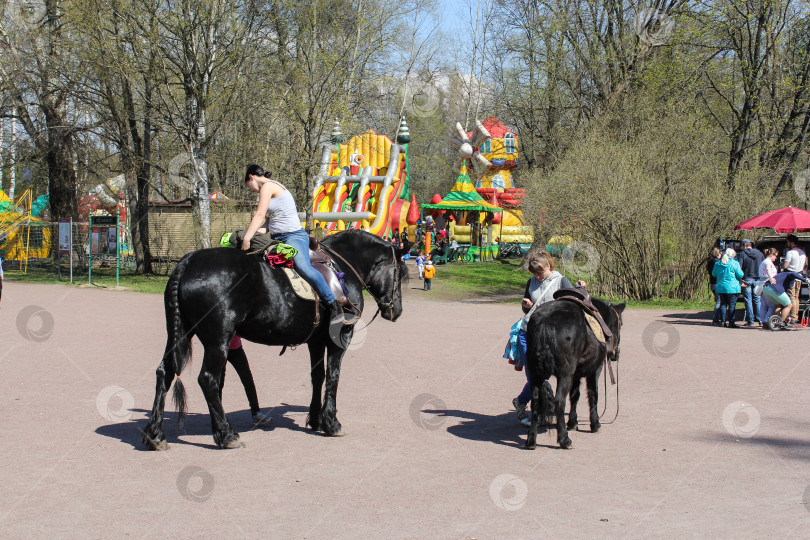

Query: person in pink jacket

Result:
[219,335,270,426]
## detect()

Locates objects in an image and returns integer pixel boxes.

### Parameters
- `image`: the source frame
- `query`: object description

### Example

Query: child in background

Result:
[220,335,271,426]
[416,252,425,279]
[423,259,436,291]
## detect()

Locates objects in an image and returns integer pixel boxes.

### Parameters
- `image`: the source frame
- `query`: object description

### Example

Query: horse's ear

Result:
[613,302,626,315]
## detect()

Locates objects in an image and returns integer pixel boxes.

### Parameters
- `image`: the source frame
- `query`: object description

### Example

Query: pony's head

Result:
[605,301,626,361]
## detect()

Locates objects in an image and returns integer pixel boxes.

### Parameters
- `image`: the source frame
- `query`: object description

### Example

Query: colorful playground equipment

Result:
[79,174,127,223]
[422,167,502,241]
[420,117,533,260]
[446,116,533,245]
[0,189,52,268]
[310,118,417,238]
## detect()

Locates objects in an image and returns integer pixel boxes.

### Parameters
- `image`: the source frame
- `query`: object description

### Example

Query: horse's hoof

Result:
[591,425,601,433]
[251,412,272,428]
[225,438,245,449]
[524,442,537,450]
[306,415,321,432]
[325,428,346,437]
[559,438,573,449]
[144,437,169,451]
[154,439,169,451]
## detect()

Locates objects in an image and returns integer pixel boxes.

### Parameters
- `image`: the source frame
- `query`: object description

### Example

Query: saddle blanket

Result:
[584,312,606,344]
[282,267,316,301]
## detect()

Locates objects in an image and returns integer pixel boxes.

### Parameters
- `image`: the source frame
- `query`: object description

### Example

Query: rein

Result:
[598,305,621,423]
[321,244,400,328]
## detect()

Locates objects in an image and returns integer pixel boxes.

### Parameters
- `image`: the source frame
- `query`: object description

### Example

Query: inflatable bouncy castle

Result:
[443,117,533,245]
[310,118,417,238]
[470,117,532,243]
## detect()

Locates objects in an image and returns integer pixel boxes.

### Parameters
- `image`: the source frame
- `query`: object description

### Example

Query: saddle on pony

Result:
[552,287,615,354]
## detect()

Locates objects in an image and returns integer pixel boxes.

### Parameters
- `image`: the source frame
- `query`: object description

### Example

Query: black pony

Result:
[142,230,406,450]
[524,297,625,449]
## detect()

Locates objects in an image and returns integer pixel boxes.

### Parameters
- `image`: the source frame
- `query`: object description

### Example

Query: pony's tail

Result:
[531,322,559,425]
[165,257,192,428]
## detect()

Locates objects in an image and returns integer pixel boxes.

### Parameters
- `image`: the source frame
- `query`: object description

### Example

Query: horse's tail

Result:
[165,256,192,428]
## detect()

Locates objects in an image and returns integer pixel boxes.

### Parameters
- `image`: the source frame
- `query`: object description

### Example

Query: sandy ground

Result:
[1,277,809,539]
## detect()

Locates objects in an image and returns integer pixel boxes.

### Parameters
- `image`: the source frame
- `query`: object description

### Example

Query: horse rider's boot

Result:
[327,300,348,349]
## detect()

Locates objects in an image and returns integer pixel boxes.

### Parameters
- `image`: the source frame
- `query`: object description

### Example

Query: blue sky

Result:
[437,0,468,35]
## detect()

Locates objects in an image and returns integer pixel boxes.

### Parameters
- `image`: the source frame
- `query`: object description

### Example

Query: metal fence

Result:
[1,203,255,277]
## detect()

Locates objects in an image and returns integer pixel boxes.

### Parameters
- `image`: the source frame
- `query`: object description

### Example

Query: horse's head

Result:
[603,301,626,361]
[322,230,406,321]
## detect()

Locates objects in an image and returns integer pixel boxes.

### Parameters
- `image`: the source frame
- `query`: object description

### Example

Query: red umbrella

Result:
[734,206,810,233]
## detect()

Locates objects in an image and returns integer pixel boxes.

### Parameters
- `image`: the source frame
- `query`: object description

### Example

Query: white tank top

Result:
[262,183,302,234]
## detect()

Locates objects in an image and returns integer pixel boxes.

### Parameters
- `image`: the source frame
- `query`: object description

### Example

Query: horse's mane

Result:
[322,228,388,247]
[591,296,626,327]
[323,229,409,284]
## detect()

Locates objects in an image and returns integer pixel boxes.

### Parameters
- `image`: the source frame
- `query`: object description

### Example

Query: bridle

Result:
[322,244,400,320]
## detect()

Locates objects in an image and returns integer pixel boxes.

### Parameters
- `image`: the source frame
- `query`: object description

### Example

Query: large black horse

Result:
[142,230,406,450]
[524,297,625,450]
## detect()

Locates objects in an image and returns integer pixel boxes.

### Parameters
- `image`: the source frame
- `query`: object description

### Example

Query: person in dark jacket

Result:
[736,239,765,326]
[707,247,722,325]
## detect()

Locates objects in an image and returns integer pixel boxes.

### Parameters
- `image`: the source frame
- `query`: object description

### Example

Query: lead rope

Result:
[598,355,620,424]
[597,306,621,423]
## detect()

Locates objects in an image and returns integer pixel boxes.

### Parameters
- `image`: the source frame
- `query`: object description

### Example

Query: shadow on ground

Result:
[420,408,586,450]
[661,310,715,326]
[692,428,810,462]
[96,403,310,450]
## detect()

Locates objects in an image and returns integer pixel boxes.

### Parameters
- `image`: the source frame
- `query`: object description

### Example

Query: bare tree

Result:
[154,0,261,247]
[76,0,166,272]
[264,0,402,229]
[0,0,83,219]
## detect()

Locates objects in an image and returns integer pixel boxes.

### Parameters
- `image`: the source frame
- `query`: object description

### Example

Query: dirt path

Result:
[0,280,808,538]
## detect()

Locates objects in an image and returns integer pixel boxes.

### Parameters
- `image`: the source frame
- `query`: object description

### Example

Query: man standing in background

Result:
[781,234,807,325]
[737,239,764,326]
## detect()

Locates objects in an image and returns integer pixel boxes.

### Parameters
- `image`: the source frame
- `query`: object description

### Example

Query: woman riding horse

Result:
[141,229,405,450]
[242,164,346,344]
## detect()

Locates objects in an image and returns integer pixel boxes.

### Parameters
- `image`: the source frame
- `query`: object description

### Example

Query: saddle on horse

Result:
[223,229,358,322]
[552,287,615,355]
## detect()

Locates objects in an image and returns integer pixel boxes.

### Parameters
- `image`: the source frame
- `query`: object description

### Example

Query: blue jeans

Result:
[761,295,777,321]
[711,284,721,324]
[741,278,761,323]
[517,329,532,405]
[718,293,738,325]
[271,229,335,303]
